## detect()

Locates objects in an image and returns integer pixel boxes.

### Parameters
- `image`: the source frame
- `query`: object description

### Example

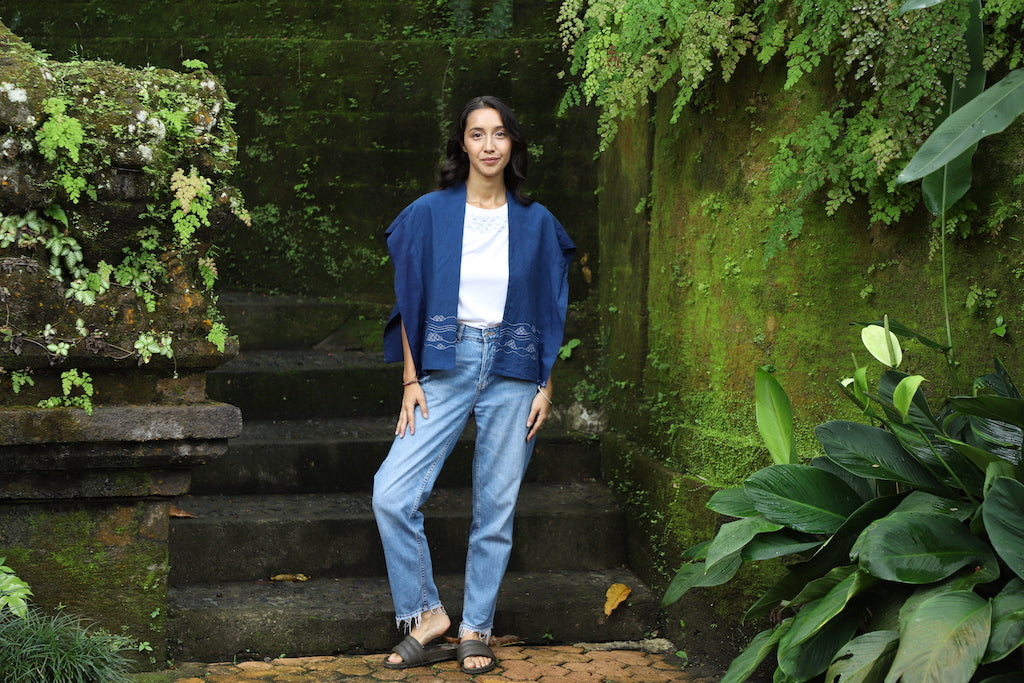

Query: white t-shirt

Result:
[458,202,509,328]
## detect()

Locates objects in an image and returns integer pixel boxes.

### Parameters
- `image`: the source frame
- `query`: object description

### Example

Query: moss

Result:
[1,502,169,667]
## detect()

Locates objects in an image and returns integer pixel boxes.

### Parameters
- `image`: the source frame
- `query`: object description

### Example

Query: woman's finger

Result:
[526,394,549,441]
[397,385,428,437]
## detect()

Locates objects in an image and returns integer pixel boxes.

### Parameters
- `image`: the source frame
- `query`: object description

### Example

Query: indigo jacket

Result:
[383,183,575,386]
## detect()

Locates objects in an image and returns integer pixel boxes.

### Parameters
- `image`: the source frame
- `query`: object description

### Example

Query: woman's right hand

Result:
[396,381,428,437]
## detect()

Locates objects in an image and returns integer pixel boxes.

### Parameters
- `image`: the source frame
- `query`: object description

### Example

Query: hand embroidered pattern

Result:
[496,322,540,361]
[424,314,457,351]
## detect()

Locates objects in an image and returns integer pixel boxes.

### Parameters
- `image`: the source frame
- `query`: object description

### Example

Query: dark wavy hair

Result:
[438,95,532,205]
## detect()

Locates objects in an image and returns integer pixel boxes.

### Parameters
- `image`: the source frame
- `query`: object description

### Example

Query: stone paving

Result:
[134,644,722,683]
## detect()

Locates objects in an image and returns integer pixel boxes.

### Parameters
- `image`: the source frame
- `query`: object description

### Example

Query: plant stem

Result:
[939,193,960,393]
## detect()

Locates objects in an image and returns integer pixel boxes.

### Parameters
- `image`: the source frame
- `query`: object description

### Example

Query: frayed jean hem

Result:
[395,604,447,634]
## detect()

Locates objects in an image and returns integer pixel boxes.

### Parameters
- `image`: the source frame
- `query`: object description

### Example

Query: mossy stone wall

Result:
[2,1,598,300]
[597,53,1024,665]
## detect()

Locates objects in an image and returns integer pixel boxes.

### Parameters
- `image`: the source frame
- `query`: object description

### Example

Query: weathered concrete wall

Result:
[1,1,599,301]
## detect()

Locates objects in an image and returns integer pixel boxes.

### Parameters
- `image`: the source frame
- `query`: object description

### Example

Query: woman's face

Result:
[461,107,511,183]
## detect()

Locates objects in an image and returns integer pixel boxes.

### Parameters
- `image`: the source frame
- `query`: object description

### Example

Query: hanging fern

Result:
[559,0,1024,254]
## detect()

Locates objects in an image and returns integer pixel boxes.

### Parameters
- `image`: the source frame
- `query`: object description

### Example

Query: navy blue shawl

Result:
[383,184,574,386]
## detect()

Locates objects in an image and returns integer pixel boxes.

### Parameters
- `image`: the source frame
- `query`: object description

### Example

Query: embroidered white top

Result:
[458,202,509,328]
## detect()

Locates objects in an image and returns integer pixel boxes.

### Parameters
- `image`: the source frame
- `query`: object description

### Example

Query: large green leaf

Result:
[885,591,990,683]
[893,491,975,522]
[815,421,947,494]
[756,367,797,465]
[707,487,759,518]
[662,552,742,606]
[782,570,875,648]
[983,577,1024,664]
[974,359,1022,400]
[854,512,994,584]
[896,69,1024,184]
[920,0,985,215]
[743,532,821,562]
[778,608,860,681]
[721,620,792,683]
[809,496,905,573]
[826,630,899,683]
[949,394,1024,430]
[893,375,927,422]
[982,477,1024,580]
[899,562,1001,624]
[705,515,783,568]
[744,464,864,534]
[965,415,1022,466]
[878,370,940,434]
[811,455,874,502]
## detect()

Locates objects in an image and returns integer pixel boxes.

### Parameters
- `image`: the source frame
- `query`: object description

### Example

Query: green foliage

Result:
[0,558,32,619]
[206,321,229,353]
[558,337,582,360]
[664,324,1024,682]
[34,97,92,204]
[559,0,1024,252]
[0,607,140,683]
[558,0,757,147]
[9,370,34,394]
[37,369,95,415]
[754,366,796,464]
[169,167,214,250]
[35,97,85,164]
[133,333,174,365]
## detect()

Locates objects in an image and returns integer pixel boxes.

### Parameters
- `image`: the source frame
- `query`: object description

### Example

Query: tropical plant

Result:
[893,0,1024,393]
[0,558,31,619]
[0,607,140,683]
[664,320,1024,682]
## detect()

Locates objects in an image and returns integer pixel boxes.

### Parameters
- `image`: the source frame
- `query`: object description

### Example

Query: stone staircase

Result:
[166,293,657,662]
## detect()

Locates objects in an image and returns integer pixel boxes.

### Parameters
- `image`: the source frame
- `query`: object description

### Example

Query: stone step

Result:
[206,349,396,420]
[167,568,658,663]
[188,417,602,495]
[168,482,626,585]
[216,292,389,352]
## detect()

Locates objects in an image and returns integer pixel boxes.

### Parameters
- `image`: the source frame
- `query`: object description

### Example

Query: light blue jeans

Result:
[372,325,537,642]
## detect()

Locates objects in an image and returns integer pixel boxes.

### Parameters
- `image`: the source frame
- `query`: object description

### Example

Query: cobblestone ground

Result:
[133,644,722,682]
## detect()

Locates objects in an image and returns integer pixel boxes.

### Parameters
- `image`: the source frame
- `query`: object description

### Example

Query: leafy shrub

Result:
[665,320,1024,682]
[0,607,138,683]
[0,559,31,619]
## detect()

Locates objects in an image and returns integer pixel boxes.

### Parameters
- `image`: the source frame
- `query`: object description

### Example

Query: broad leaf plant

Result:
[665,321,1024,682]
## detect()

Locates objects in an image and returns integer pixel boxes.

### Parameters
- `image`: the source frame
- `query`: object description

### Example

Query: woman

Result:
[372,96,574,675]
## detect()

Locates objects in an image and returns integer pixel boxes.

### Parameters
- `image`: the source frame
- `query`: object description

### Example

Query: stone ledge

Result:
[0,402,242,445]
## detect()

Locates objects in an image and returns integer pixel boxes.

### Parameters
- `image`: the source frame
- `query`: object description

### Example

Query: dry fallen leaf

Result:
[604,583,632,616]
[270,573,309,582]
[169,505,197,518]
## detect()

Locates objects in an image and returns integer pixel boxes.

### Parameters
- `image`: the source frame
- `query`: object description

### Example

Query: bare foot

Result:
[386,610,451,666]
[460,631,493,671]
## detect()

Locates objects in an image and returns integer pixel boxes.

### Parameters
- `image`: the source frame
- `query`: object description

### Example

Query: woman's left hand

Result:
[526,385,552,441]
